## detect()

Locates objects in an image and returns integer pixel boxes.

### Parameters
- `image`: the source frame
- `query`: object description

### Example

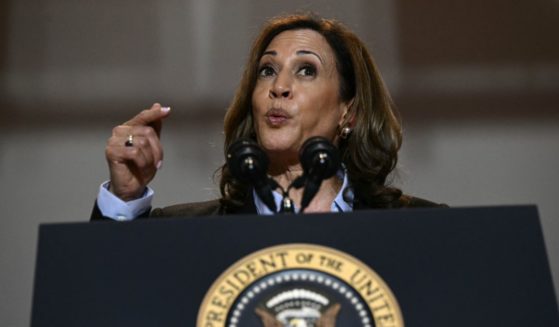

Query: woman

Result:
[93,13,442,221]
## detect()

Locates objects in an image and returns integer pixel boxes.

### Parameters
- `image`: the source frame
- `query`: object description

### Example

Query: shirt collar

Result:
[254,168,354,215]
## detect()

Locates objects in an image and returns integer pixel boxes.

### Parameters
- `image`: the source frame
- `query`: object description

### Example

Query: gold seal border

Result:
[197,243,404,327]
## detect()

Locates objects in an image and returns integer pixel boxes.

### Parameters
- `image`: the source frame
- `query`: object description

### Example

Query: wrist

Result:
[107,181,146,202]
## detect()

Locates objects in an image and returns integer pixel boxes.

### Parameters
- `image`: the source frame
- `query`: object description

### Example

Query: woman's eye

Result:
[298,65,317,77]
[258,66,275,77]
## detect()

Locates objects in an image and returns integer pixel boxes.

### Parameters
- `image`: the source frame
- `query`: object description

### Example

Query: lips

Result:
[265,108,291,126]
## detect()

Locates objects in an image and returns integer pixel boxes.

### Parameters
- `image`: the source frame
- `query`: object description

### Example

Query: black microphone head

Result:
[299,136,340,179]
[226,138,269,182]
[227,138,277,213]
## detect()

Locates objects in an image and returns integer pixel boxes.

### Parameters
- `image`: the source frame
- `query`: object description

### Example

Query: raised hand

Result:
[105,103,171,201]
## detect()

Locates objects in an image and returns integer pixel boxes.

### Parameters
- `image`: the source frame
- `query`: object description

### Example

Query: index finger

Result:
[124,103,171,127]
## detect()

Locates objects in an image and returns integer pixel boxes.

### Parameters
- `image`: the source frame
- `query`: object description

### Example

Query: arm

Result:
[91,103,170,221]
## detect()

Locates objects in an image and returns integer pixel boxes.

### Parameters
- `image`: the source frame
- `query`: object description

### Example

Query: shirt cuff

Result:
[96,181,154,221]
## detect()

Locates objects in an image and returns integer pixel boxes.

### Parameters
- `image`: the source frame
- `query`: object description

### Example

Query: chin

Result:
[258,134,300,156]
[260,141,296,154]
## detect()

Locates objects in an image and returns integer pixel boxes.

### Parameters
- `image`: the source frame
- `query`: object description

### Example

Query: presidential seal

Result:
[197,244,403,327]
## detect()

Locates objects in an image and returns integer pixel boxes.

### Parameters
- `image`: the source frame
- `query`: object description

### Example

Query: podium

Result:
[31,206,558,326]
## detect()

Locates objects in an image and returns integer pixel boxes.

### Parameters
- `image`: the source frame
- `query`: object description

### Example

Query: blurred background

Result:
[1,0,558,325]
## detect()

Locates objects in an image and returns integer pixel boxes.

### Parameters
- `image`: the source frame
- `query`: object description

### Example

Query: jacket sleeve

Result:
[90,201,151,221]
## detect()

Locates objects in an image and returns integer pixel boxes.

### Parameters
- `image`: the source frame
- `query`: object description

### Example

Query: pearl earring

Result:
[340,126,352,139]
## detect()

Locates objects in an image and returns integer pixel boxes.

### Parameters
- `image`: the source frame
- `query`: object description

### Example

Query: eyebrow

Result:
[297,50,323,64]
[261,50,324,64]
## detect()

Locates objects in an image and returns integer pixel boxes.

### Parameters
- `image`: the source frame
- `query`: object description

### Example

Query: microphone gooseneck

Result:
[226,138,277,213]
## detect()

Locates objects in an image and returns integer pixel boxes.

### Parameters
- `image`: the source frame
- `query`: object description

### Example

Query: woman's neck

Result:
[268,163,343,213]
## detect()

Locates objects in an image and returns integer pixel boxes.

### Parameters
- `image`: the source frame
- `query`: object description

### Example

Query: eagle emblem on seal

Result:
[254,288,341,327]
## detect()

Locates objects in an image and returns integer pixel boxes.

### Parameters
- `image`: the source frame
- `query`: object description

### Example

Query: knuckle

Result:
[137,138,148,147]
[112,125,127,135]
[136,126,147,135]
[146,126,156,136]
[143,126,156,137]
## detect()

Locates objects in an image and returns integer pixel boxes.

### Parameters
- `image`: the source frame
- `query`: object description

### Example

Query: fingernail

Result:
[161,106,171,113]
[156,160,163,170]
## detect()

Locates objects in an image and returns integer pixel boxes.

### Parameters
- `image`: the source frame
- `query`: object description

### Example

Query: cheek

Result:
[251,85,269,115]
[251,93,270,142]
[301,94,344,134]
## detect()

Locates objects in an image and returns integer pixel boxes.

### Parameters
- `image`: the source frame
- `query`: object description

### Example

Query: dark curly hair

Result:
[219,13,403,209]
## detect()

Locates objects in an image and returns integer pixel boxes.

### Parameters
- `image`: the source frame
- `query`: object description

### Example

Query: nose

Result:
[269,72,292,99]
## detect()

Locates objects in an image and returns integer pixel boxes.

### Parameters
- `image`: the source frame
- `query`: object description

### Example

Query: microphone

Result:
[299,137,341,212]
[226,138,277,212]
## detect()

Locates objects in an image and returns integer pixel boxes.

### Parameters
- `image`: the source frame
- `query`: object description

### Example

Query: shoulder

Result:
[398,194,449,208]
[354,191,448,210]
[150,199,224,218]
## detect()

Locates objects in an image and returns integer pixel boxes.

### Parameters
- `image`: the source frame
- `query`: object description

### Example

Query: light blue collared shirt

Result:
[253,169,353,215]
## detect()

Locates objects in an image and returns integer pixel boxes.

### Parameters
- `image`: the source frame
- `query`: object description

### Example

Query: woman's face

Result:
[252,29,350,165]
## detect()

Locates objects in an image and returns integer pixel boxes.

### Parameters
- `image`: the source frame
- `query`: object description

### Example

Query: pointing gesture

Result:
[105,103,171,201]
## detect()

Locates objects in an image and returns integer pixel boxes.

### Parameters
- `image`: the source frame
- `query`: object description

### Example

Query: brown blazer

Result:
[91,194,446,221]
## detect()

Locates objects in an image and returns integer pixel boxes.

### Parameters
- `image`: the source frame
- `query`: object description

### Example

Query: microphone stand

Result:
[260,177,295,214]
[278,176,305,214]
[279,195,295,213]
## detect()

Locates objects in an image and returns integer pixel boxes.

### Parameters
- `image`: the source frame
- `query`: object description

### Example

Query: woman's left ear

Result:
[339,98,355,127]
